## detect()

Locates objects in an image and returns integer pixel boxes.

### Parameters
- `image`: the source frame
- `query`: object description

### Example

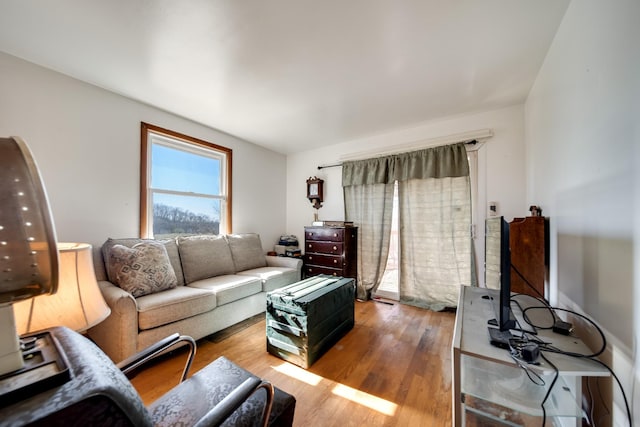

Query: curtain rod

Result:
[317,138,480,170]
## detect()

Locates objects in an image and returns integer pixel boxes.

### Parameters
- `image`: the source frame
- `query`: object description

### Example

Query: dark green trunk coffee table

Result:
[266,275,355,368]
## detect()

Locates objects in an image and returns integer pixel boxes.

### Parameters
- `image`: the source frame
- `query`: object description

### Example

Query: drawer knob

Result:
[308,244,312,248]
[333,246,337,251]
[333,259,337,264]
[308,256,313,260]
[333,233,338,237]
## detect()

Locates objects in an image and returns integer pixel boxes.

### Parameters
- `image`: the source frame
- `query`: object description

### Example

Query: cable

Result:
[505,302,631,426]
[587,375,613,426]
[534,305,630,425]
[511,263,547,301]
[538,352,559,427]
[536,352,631,426]
[488,291,631,425]
[528,306,607,358]
[510,352,545,386]
[594,376,611,425]
[510,295,555,331]
[586,376,594,425]
[585,357,631,426]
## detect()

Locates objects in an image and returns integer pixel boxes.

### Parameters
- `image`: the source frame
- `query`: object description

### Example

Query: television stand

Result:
[452,285,610,426]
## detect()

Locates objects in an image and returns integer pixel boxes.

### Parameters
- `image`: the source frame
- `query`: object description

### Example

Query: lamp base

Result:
[0,305,24,376]
[0,330,70,408]
[0,348,23,378]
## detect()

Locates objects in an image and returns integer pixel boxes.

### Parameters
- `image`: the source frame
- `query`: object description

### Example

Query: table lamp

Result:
[0,136,110,402]
[13,242,111,334]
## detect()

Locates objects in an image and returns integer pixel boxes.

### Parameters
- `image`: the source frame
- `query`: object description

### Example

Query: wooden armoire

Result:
[509,216,549,299]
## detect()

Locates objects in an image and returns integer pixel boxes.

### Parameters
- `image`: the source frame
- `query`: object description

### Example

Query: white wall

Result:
[286,104,529,278]
[525,0,639,423]
[0,52,288,251]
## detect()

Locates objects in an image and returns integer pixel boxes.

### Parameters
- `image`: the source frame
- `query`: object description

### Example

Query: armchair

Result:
[0,327,295,426]
[116,332,197,383]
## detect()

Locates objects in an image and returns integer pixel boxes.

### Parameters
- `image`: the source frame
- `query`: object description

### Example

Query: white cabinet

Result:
[452,286,609,426]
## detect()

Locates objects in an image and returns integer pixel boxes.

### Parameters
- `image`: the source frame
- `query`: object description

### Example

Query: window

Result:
[140,123,232,238]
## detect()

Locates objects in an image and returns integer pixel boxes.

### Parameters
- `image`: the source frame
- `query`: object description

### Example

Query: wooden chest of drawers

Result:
[304,226,357,278]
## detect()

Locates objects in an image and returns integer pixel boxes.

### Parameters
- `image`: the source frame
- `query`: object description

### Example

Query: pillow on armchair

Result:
[108,242,178,297]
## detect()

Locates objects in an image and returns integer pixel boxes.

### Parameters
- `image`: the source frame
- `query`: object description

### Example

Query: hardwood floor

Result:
[131,299,455,426]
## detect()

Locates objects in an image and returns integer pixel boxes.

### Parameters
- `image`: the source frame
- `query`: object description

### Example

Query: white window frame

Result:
[140,122,232,238]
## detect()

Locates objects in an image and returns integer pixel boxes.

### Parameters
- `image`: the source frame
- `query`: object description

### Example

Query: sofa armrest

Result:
[86,280,139,363]
[265,255,302,271]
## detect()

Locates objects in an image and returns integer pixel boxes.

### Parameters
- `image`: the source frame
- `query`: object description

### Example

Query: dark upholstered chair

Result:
[0,327,296,426]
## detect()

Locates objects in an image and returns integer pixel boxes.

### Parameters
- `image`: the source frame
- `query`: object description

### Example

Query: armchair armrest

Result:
[117,334,196,383]
[148,356,286,427]
[193,378,274,427]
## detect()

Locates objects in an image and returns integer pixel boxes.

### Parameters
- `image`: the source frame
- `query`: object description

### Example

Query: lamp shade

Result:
[13,242,111,334]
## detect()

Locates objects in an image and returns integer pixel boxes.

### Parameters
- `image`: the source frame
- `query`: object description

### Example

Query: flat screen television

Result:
[485,216,516,347]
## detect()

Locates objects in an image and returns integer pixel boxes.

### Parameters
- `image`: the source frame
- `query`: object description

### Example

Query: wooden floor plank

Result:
[131,300,455,426]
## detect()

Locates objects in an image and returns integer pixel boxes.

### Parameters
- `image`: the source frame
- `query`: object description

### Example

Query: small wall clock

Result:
[306,177,324,209]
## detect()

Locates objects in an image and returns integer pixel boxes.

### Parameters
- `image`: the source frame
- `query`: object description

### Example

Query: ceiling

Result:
[0,1,569,154]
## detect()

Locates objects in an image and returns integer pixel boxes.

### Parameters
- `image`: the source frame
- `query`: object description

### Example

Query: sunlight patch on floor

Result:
[271,362,398,416]
[271,362,322,386]
[332,383,398,416]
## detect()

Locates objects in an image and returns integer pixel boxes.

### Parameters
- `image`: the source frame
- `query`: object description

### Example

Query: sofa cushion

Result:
[226,233,267,272]
[136,286,217,330]
[103,238,185,286]
[188,275,262,306]
[237,267,300,292]
[177,235,235,283]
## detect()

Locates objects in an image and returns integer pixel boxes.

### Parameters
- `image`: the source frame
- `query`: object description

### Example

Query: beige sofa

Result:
[88,233,302,363]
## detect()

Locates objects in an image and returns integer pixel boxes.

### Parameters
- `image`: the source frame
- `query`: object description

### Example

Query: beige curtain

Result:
[343,143,473,307]
[343,182,394,299]
[398,175,473,310]
[343,156,395,299]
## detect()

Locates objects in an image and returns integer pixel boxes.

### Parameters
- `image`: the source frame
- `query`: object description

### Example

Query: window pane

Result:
[152,192,221,238]
[151,143,221,195]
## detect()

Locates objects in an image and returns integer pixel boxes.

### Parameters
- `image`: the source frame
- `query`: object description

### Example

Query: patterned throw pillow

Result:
[102,237,185,286]
[108,242,178,297]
